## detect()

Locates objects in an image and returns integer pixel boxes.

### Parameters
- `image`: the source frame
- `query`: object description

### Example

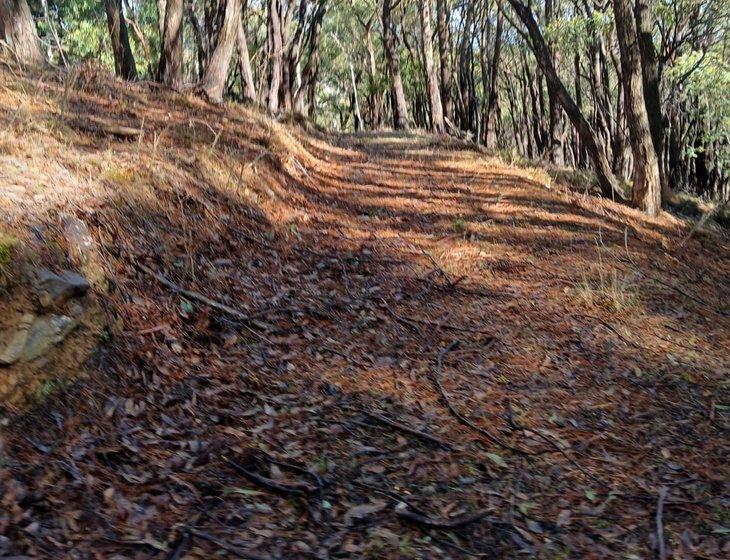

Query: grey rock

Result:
[22,315,77,361]
[0,314,35,365]
[35,268,90,308]
[61,215,97,267]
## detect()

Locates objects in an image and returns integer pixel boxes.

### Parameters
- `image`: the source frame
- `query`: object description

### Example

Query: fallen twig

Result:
[656,486,669,560]
[577,313,641,349]
[187,528,270,560]
[225,458,317,496]
[432,341,531,455]
[364,411,454,450]
[387,306,495,337]
[395,503,492,529]
[137,263,252,323]
[620,229,727,316]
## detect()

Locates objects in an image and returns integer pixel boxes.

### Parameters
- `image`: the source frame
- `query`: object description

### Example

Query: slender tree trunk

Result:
[507,0,624,200]
[436,0,453,122]
[236,17,256,103]
[349,63,362,130]
[458,0,477,133]
[0,0,44,66]
[612,0,661,215]
[267,0,283,113]
[103,0,137,80]
[419,0,444,133]
[158,0,183,89]
[545,0,563,165]
[186,2,207,78]
[197,0,240,102]
[156,0,166,40]
[382,0,409,130]
[362,20,381,128]
[634,0,670,201]
[295,0,326,117]
[485,10,503,150]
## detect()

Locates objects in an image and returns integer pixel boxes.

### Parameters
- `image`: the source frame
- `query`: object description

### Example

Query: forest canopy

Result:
[2,0,728,210]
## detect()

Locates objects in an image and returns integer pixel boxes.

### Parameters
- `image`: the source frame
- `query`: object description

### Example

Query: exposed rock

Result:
[61,215,106,288]
[22,315,78,361]
[62,215,96,266]
[0,314,35,365]
[35,268,90,309]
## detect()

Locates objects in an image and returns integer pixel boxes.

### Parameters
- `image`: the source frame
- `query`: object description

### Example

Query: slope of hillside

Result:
[0,65,728,558]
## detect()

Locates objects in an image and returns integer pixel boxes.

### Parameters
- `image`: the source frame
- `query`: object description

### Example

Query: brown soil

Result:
[0,65,728,559]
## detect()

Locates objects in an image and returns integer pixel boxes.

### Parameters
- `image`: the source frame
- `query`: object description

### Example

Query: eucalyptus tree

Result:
[0,0,44,65]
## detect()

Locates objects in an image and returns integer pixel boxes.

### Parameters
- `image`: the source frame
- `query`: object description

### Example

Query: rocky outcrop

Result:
[0,217,105,404]
[35,268,90,309]
[0,314,34,365]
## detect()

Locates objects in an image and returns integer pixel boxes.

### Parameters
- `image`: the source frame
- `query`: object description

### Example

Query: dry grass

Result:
[0,231,19,289]
[571,268,641,313]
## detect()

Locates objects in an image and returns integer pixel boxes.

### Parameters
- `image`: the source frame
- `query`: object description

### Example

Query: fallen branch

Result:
[187,528,270,560]
[432,341,531,456]
[395,503,492,529]
[620,229,727,317]
[225,458,317,496]
[387,306,495,337]
[70,116,142,139]
[137,263,252,323]
[577,313,641,349]
[364,411,454,450]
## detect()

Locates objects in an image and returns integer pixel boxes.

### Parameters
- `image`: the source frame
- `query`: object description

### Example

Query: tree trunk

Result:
[103,0,137,80]
[267,0,283,114]
[197,0,240,102]
[507,0,624,200]
[382,0,409,130]
[458,0,477,133]
[634,0,670,201]
[545,0,563,165]
[612,0,661,215]
[156,0,166,40]
[186,2,207,79]
[419,0,444,133]
[0,0,44,66]
[158,0,183,89]
[485,10,503,149]
[236,17,256,103]
[295,0,326,117]
[435,0,453,122]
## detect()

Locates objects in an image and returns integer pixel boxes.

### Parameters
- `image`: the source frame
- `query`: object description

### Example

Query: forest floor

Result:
[0,64,728,559]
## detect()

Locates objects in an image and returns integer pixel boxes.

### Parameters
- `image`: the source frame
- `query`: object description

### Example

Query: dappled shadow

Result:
[1,68,728,558]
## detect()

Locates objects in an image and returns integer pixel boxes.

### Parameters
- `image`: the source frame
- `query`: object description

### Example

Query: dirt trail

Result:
[1,70,728,558]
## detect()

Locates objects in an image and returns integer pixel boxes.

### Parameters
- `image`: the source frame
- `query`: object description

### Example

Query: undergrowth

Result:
[0,231,19,290]
[571,267,640,313]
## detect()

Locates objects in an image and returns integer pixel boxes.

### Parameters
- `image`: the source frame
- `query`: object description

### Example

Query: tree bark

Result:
[634,0,670,201]
[236,16,256,103]
[0,0,44,66]
[545,0,563,165]
[103,0,137,80]
[267,0,283,113]
[435,0,453,122]
[419,0,444,133]
[612,0,662,215]
[382,0,409,130]
[507,0,624,200]
[158,0,183,89]
[197,0,240,102]
[485,10,503,149]
[156,0,166,40]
